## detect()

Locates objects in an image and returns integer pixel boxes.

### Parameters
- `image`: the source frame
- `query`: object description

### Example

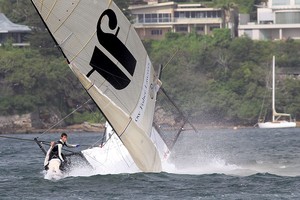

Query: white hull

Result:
[258,121,296,129]
[44,158,63,180]
[48,158,61,173]
[81,123,170,174]
[82,133,139,174]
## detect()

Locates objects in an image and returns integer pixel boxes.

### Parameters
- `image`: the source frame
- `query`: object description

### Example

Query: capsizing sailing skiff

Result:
[30,0,166,172]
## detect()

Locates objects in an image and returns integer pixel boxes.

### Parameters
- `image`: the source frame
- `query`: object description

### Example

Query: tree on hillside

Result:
[115,0,132,19]
[213,0,239,37]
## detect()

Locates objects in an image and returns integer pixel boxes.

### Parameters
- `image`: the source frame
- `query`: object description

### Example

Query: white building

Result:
[129,2,224,40]
[239,0,300,40]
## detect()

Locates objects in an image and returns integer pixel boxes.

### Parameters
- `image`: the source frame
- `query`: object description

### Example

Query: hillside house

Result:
[0,13,31,47]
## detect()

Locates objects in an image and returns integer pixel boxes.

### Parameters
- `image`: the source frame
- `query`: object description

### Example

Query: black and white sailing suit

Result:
[50,139,77,162]
[44,139,77,169]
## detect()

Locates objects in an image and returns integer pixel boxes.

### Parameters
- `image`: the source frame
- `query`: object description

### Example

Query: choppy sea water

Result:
[1,128,300,199]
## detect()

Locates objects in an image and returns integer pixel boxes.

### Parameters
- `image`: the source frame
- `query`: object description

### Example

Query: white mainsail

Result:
[31,0,162,172]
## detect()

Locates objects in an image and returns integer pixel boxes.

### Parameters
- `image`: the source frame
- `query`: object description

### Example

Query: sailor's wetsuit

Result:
[50,140,65,162]
[44,139,77,170]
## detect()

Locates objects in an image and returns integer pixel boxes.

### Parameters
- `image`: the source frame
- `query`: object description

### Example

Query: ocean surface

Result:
[1,128,300,199]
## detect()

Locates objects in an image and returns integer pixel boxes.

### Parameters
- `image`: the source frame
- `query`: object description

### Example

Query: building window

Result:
[145,13,158,23]
[175,25,188,32]
[207,11,212,18]
[158,13,171,22]
[151,29,162,35]
[197,11,206,18]
[164,13,171,22]
[209,25,220,31]
[191,12,196,18]
[185,12,190,18]
[143,13,170,23]
[174,12,179,18]
[272,0,290,5]
[12,33,20,43]
[138,14,144,23]
[213,11,222,18]
[175,11,221,19]
[174,12,187,18]
[179,12,185,18]
[191,11,205,18]
[276,12,300,24]
[195,26,204,32]
[152,14,157,23]
[145,14,151,23]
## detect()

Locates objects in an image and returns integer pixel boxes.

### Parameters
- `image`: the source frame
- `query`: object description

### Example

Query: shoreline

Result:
[2,122,299,134]
[0,123,252,134]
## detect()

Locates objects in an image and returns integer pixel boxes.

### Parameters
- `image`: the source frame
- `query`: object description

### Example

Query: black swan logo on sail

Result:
[88,9,137,90]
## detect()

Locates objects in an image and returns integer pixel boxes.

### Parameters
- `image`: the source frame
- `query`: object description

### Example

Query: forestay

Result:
[31,0,162,172]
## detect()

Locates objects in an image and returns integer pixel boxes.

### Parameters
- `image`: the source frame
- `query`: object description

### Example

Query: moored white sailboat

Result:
[258,56,296,129]
[31,0,168,172]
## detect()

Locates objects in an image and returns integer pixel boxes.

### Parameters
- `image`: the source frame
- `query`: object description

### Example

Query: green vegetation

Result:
[0,45,99,124]
[148,30,300,125]
[0,1,97,125]
[1,0,300,126]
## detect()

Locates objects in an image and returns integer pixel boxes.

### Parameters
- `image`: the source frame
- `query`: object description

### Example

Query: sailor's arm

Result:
[65,141,79,148]
[57,144,64,162]
[44,142,55,166]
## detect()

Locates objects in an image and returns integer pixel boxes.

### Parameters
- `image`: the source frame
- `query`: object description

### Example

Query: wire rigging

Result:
[257,69,272,125]
[37,98,92,138]
[162,48,180,72]
[0,135,46,143]
[0,135,92,153]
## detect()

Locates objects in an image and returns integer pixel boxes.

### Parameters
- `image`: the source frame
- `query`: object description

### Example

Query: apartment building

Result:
[239,0,300,40]
[129,2,224,40]
[0,13,31,46]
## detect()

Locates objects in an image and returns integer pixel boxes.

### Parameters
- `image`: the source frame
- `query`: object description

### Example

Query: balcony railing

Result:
[134,16,223,24]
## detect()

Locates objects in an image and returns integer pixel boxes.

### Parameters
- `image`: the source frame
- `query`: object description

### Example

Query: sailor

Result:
[44,133,79,170]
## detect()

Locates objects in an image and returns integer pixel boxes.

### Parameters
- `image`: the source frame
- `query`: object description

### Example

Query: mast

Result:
[272,55,275,122]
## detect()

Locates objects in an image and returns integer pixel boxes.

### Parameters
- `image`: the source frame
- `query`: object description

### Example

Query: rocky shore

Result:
[0,122,105,134]
[0,113,105,134]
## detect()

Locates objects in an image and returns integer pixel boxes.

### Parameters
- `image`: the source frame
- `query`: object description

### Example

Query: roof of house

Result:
[0,13,31,33]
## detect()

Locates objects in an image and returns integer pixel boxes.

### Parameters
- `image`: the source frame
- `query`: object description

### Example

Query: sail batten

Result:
[31,0,163,171]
